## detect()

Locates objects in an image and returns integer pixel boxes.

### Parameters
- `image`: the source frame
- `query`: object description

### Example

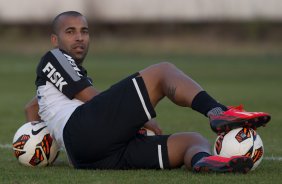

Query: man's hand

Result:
[144,119,162,135]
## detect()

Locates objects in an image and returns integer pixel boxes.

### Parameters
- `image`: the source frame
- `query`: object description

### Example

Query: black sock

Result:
[191,152,211,167]
[191,91,228,117]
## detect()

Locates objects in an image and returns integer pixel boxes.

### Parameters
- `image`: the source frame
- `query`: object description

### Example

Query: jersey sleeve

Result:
[36,49,93,99]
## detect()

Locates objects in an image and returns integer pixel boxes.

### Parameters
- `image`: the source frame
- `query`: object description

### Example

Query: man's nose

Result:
[75,33,83,41]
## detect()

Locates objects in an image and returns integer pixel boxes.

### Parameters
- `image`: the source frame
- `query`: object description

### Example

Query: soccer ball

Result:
[12,121,59,167]
[214,127,264,170]
[138,128,156,136]
[251,129,264,170]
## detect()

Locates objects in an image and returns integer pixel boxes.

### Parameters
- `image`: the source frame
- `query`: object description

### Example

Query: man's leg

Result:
[139,62,203,107]
[167,132,253,173]
[139,62,271,133]
[167,132,211,169]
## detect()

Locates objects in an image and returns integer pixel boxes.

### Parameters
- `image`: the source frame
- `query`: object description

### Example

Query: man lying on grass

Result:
[25,11,270,173]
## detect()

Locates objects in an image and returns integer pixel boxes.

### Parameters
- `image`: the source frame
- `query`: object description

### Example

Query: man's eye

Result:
[82,30,89,34]
[66,30,74,34]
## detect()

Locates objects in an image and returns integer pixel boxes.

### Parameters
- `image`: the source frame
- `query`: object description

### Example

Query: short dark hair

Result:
[52,11,84,34]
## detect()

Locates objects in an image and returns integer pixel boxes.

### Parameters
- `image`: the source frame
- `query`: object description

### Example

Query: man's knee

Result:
[156,61,177,73]
[189,132,205,140]
[140,61,176,78]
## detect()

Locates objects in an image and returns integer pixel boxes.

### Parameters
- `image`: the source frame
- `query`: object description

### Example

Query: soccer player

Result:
[25,11,270,173]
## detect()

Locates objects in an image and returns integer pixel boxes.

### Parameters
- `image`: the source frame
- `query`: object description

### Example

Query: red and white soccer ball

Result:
[12,121,59,167]
[214,127,264,170]
[138,128,156,136]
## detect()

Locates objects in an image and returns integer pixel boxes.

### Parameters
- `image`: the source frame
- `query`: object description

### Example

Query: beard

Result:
[70,47,88,65]
[60,42,89,65]
[73,55,85,65]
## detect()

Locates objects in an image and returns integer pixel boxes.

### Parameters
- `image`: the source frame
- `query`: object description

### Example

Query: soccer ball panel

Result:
[214,128,254,157]
[12,122,59,167]
[251,133,264,170]
[213,127,264,171]
[137,128,156,136]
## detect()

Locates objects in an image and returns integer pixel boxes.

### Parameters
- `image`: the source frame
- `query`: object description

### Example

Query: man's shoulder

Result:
[37,48,90,84]
[40,49,78,67]
[38,49,57,66]
[40,49,61,61]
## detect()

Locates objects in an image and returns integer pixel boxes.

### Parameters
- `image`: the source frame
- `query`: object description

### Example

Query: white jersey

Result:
[35,49,92,149]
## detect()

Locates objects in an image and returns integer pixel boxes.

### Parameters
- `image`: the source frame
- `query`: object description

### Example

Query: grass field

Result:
[0,49,281,183]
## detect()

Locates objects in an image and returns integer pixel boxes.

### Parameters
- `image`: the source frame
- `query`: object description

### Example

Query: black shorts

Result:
[63,73,171,169]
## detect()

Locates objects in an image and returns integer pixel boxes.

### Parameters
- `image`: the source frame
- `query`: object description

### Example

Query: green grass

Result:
[0,51,281,184]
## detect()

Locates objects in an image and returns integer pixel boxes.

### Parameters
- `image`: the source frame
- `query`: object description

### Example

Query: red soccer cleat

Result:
[193,155,253,173]
[209,105,271,133]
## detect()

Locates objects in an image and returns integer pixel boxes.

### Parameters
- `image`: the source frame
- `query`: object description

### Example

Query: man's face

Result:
[52,15,90,65]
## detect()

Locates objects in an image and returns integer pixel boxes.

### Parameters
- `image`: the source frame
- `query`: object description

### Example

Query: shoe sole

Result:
[211,115,271,133]
[193,157,253,173]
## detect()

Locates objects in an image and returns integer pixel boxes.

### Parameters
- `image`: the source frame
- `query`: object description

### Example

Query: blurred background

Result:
[1,0,282,141]
[1,0,282,55]
[1,2,282,181]
[1,0,282,137]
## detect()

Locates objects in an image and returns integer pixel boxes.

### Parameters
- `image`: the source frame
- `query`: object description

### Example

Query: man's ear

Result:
[51,34,58,47]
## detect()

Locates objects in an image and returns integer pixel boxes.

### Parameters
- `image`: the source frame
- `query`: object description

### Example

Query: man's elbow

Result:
[24,100,40,122]
[24,103,33,114]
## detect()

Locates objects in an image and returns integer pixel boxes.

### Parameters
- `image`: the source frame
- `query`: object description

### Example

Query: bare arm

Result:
[25,96,41,122]
[74,86,100,102]
[25,86,99,122]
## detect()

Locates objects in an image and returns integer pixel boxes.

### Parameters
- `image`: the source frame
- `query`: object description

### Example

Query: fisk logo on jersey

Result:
[42,62,68,91]
[63,54,83,77]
